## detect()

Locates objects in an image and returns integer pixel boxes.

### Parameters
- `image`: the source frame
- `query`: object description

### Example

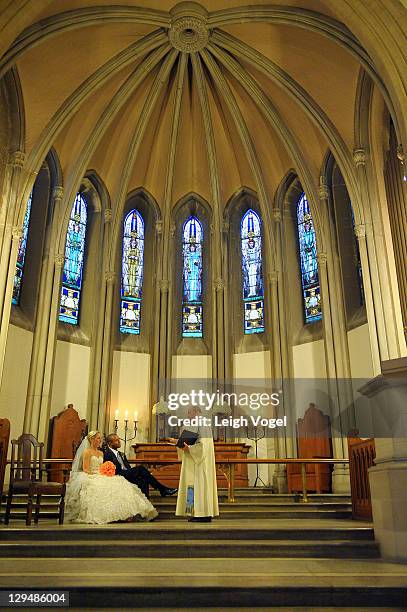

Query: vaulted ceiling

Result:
[0,0,400,226]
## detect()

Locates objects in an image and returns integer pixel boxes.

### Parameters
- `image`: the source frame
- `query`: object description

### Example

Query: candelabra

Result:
[113,410,138,454]
[246,424,267,487]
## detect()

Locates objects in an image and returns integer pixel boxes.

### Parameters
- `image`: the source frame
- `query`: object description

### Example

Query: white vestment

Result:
[175,430,219,518]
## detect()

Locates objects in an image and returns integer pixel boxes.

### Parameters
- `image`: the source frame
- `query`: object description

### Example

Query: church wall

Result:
[0,324,32,440]
[233,350,273,486]
[171,355,212,379]
[111,351,151,449]
[347,323,374,379]
[51,340,90,420]
[292,339,327,378]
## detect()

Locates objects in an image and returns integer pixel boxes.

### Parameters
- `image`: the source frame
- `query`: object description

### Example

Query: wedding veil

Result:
[71,436,90,473]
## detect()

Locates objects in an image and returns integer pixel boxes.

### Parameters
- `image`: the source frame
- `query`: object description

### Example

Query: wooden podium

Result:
[131,442,250,488]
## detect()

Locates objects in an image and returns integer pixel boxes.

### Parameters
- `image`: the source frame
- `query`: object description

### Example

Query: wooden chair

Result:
[287,403,333,494]
[4,434,66,526]
[0,418,10,506]
[48,405,87,483]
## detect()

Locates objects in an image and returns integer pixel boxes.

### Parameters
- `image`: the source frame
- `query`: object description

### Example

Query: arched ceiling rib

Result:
[2,1,399,240]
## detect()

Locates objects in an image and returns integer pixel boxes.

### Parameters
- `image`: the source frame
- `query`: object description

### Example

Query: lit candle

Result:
[115,409,119,420]
[124,410,129,420]
[134,411,138,422]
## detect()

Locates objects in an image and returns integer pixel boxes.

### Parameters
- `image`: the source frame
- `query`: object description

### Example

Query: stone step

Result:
[0,558,405,607]
[0,539,380,559]
[158,504,352,520]
[0,524,375,542]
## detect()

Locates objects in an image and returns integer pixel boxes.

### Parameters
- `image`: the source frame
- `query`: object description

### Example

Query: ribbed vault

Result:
[0,0,402,254]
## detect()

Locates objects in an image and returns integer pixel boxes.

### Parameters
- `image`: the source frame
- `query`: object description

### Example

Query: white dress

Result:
[175,433,219,518]
[65,455,158,524]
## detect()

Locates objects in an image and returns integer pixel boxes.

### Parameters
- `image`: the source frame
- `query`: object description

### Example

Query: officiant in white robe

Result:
[173,407,219,522]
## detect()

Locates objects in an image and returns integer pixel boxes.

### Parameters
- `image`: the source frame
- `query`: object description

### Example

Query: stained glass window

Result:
[182,216,203,337]
[12,191,33,305]
[120,209,144,334]
[241,209,265,334]
[59,193,87,324]
[297,193,322,323]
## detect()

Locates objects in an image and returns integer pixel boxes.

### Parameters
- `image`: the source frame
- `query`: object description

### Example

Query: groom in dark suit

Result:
[104,433,177,499]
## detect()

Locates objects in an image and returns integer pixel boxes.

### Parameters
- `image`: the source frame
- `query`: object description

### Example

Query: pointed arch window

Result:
[120,209,144,334]
[59,193,88,324]
[182,216,203,337]
[12,190,33,305]
[297,193,322,323]
[241,209,265,334]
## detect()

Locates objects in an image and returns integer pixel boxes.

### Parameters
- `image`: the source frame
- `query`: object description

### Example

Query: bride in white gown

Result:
[65,431,158,524]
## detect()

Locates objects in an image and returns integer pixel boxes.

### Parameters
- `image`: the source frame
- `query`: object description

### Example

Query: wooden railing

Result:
[348,438,375,520]
[6,457,349,505]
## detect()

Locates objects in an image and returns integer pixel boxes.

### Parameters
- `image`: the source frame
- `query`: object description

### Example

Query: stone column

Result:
[360,357,407,561]
[0,226,22,384]
[318,251,349,492]
[0,151,25,327]
[384,141,407,342]
[89,208,112,429]
[36,253,64,441]
[100,271,116,433]
[24,186,63,434]
[354,148,405,365]
[150,220,164,441]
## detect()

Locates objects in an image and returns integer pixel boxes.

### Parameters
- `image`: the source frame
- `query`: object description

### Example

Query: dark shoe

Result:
[188,516,212,522]
[160,487,178,497]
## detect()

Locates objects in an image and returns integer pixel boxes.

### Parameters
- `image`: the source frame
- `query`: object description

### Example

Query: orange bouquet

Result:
[99,461,116,477]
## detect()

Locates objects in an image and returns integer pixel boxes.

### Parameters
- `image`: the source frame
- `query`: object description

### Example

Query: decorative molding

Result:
[104,208,112,223]
[353,148,367,167]
[53,186,64,201]
[396,144,405,164]
[268,271,278,283]
[354,223,366,239]
[222,221,230,233]
[54,254,65,268]
[9,150,25,169]
[318,177,329,201]
[214,277,225,292]
[317,252,328,266]
[11,226,23,240]
[271,208,282,223]
[155,220,163,235]
[105,271,116,284]
[168,5,210,53]
[159,279,169,292]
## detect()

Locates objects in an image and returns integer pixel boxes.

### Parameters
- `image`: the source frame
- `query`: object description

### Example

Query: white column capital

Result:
[53,186,64,201]
[318,252,328,266]
[354,223,366,239]
[8,150,25,169]
[318,177,329,201]
[353,148,368,167]
[104,208,112,223]
[213,277,225,292]
[155,220,163,235]
[271,208,282,223]
[12,226,23,240]
[54,253,65,268]
[159,279,169,292]
[105,270,116,284]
